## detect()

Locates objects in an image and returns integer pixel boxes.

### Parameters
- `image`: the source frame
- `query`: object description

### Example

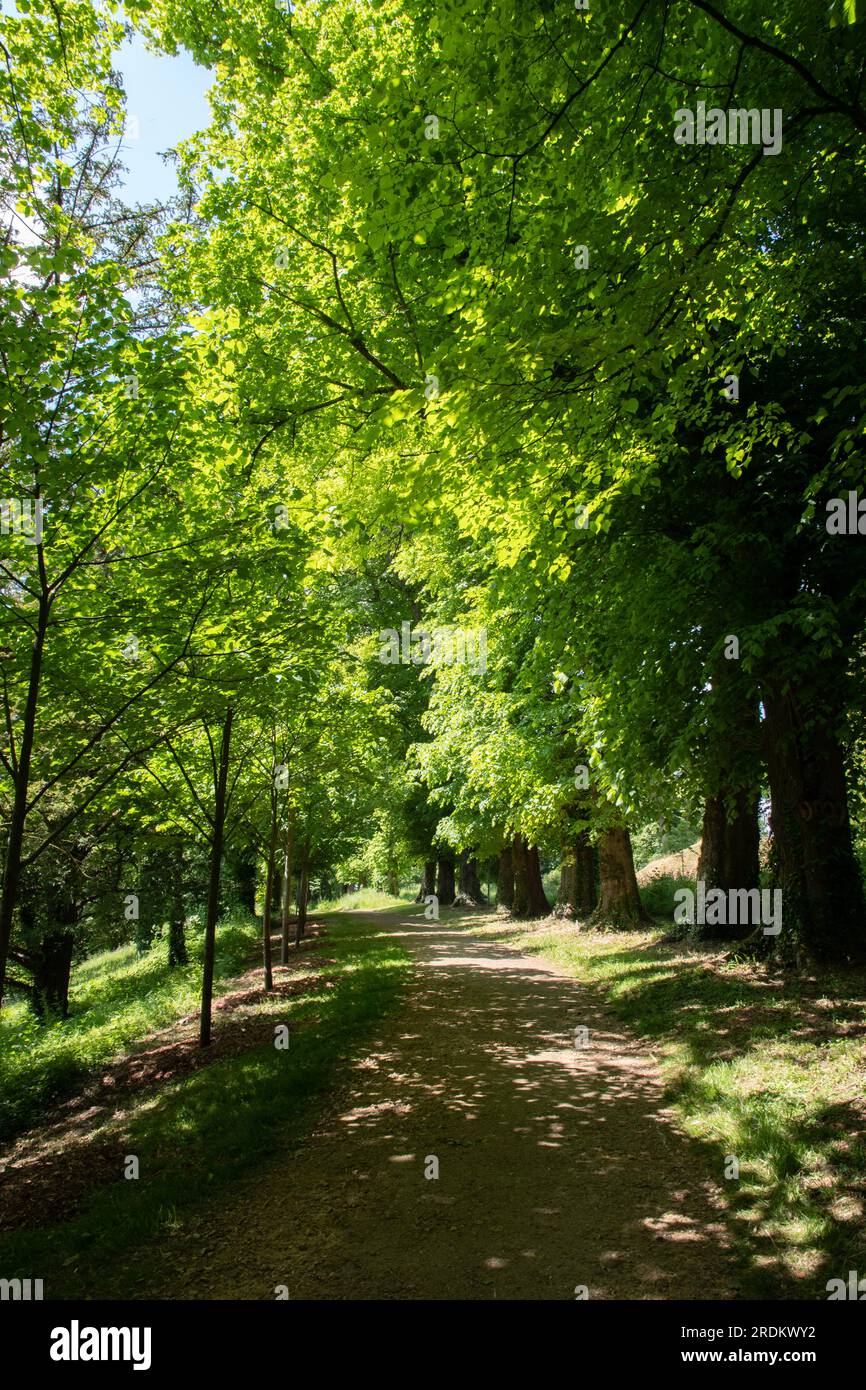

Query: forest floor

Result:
[102,907,741,1300]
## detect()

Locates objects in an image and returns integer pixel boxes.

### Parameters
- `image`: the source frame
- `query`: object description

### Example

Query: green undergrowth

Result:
[0,912,256,1142]
[0,915,410,1297]
[315,887,416,912]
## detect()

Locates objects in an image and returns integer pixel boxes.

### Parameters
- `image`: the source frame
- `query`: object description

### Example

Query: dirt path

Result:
[141,911,738,1300]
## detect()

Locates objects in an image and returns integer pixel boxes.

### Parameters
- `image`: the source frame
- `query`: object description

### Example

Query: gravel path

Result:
[142,912,738,1300]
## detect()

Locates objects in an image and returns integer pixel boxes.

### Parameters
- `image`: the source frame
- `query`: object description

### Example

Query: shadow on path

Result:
[141,914,738,1300]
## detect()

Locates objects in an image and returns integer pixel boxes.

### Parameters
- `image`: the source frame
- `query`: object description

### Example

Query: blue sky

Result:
[114,34,212,204]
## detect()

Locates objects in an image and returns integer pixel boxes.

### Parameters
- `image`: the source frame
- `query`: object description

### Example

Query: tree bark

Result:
[511,835,550,918]
[200,705,233,1047]
[18,836,83,1018]
[697,795,727,891]
[575,833,597,916]
[591,826,647,926]
[726,789,761,895]
[436,856,455,906]
[693,791,760,940]
[0,595,48,1013]
[763,687,866,964]
[559,831,596,917]
[280,813,294,963]
[262,837,275,992]
[497,845,514,910]
[512,835,529,915]
[697,790,760,892]
[295,843,310,947]
[31,929,75,1017]
[416,859,437,902]
[454,849,487,906]
[168,845,188,967]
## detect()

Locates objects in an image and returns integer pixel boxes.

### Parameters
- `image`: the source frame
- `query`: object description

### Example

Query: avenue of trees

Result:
[1,0,865,1044]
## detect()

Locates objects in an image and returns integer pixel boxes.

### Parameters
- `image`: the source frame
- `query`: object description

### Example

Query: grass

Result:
[0,911,256,1142]
[545,865,691,918]
[447,905,866,1300]
[542,866,559,904]
[638,871,695,918]
[315,886,416,912]
[0,912,410,1297]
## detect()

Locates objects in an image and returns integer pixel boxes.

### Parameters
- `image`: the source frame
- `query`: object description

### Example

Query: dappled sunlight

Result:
[185,914,740,1300]
[17,908,862,1302]
[0,920,410,1266]
[448,912,866,1296]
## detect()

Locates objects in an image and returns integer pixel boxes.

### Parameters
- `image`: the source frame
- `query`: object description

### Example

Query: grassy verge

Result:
[315,887,416,912]
[449,906,866,1300]
[0,912,256,1142]
[0,914,410,1297]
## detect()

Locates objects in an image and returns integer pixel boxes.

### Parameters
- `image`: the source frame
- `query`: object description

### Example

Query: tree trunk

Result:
[726,789,761,895]
[18,835,82,1018]
[763,687,866,964]
[0,595,48,1014]
[694,791,760,940]
[31,929,75,1018]
[168,845,188,967]
[697,795,727,891]
[295,844,310,947]
[454,849,487,906]
[512,835,529,915]
[416,860,437,902]
[592,826,647,927]
[436,856,455,906]
[559,831,596,917]
[511,835,550,918]
[269,860,283,912]
[280,813,294,964]
[200,705,233,1047]
[575,833,597,916]
[262,838,275,992]
[497,845,514,909]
